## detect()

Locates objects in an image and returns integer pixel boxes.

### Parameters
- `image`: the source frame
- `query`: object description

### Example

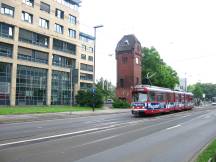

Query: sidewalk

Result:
[0,108,130,124]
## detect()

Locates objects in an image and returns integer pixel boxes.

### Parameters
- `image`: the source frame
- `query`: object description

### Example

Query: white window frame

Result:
[68,15,76,24]
[22,0,34,7]
[55,24,63,34]
[21,11,33,23]
[1,4,14,16]
[39,18,48,29]
[68,29,76,38]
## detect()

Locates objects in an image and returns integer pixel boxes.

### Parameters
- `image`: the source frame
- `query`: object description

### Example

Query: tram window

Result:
[133,92,147,102]
[167,93,173,102]
[182,95,185,102]
[139,93,147,102]
[149,92,155,102]
[157,94,164,102]
[179,94,181,102]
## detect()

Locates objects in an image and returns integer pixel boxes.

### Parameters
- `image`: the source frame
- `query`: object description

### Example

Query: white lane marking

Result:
[0,125,117,148]
[71,134,120,149]
[166,124,181,130]
[182,115,191,118]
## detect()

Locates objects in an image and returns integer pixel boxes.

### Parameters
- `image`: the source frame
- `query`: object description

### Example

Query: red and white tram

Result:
[131,85,194,116]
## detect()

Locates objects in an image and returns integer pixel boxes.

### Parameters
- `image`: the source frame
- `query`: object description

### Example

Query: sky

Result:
[79,0,216,85]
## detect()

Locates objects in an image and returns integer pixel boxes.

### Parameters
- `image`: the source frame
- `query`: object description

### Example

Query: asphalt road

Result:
[0,106,216,162]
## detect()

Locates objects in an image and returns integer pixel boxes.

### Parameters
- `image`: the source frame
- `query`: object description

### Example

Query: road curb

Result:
[190,137,216,162]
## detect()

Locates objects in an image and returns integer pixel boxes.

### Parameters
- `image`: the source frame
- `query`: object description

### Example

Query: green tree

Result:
[96,77,115,101]
[141,47,179,89]
[188,83,216,101]
[193,84,203,99]
[75,89,103,108]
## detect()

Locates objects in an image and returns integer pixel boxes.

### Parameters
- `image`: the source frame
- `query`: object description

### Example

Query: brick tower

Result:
[116,34,142,103]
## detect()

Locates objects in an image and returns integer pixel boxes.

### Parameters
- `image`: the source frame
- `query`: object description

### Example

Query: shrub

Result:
[112,99,130,108]
[75,90,103,108]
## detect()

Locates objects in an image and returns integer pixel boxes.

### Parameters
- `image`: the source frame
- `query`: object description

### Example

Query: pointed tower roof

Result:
[116,34,141,53]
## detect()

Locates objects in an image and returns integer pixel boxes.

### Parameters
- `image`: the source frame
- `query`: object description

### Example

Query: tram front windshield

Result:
[133,92,148,102]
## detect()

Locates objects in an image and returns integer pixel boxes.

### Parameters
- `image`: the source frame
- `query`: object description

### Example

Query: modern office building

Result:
[0,0,94,106]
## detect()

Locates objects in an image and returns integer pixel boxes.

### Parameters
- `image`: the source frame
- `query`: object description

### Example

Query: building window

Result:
[88,47,93,53]
[51,71,71,105]
[0,42,13,57]
[0,62,11,105]
[39,18,49,29]
[0,22,13,39]
[1,3,14,17]
[16,65,47,105]
[19,28,49,47]
[53,38,76,54]
[88,56,93,62]
[135,57,139,64]
[80,73,93,81]
[55,0,79,11]
[40,2,50,13]
[81,44,86,51]
[79,33,95,44]
[21,11,33,24]
[81,54,86,60]
[55,24,63,34]
[68,14,76,24]
[80,63,93,72]
[120,79,124,88]
[68,29,76,38]
[18,47,48,64]
[22,0,34,7]
[55,9,64,19]
[80,82,93,90]
[52,54,75,68]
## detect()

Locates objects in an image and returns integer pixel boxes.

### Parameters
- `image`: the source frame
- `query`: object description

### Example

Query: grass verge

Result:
[195,138,216,162]
[0,106,100,115]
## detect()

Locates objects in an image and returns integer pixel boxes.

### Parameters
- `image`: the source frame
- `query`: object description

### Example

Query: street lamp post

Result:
[93,25,103,86]
[92,25,103,112]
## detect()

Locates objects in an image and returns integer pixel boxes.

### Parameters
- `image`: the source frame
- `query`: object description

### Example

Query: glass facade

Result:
[80,73,93,81]
[80,82,92,90]
[0,42,13,57]
[80,63,93,72]
[51,70,71,105]
[53,38,76,54]
[52,54,75,68]
[16,65,47,105]
[18,47,48,64]
[0,62,11,105]
[19,28,49,48]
